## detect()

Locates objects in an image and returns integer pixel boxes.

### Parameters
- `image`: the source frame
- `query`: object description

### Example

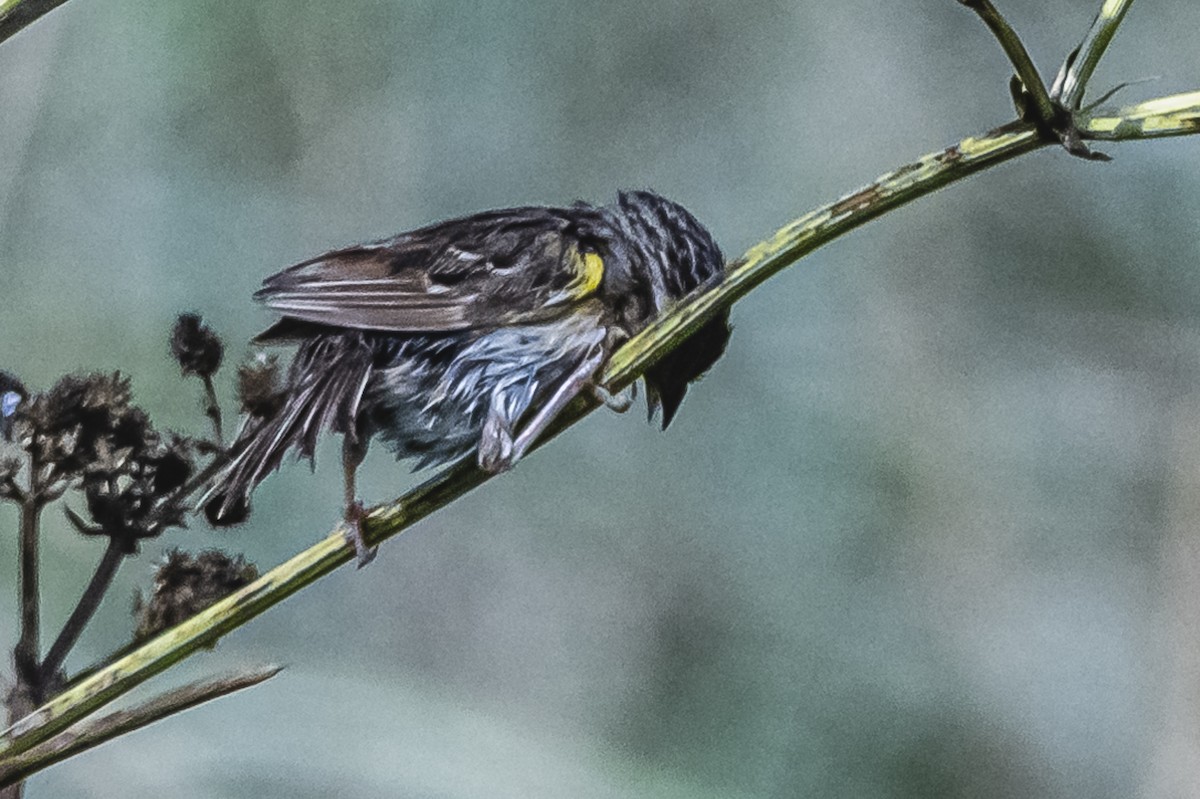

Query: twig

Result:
[1078,90,1200,140]
[0,666,282,788]
[4,456,41,799]
[1055,0,1136,108]
[39,540,124,684]
[201,375,224,448]
[13,470,41,691]
[957,0,1055,123]
[0,0,71,45]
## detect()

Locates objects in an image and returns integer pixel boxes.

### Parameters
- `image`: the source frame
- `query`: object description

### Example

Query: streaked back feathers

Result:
[203,190,728,522]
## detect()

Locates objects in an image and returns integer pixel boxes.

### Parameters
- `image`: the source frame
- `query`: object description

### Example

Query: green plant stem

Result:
[957,0,1056,123]
[1056,0,1136,108]
[1078,90,1200,139]
[0,0,70,45]
[0,119,1050,763]
[0,666,281,788]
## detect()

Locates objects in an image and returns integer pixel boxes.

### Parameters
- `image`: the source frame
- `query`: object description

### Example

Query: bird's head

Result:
[600,190,731,427]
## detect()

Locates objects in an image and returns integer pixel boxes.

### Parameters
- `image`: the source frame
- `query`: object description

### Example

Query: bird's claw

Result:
[478,410,516,473]
[590,383,633,413]
[344,501,377,568]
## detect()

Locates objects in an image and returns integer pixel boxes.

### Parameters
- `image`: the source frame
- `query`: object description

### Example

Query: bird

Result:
[202,190,731,563]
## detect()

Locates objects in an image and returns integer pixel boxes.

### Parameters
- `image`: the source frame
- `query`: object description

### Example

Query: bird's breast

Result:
[360,307,610,468]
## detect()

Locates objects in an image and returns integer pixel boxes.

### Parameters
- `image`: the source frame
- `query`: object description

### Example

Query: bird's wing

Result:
[255,207,609,334]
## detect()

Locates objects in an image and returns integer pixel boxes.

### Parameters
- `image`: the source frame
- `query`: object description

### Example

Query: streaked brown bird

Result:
[203,190,730,562]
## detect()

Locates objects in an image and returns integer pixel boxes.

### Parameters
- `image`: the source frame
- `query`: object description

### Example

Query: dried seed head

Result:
[134,548,258,642]
[14,372,199,547]
[236,352,285,419]
[171,314,224,378]
[0,457,20,499]
[22,373,137,479]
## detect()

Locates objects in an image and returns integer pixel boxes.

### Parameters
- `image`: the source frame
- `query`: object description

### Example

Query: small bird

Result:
[203,190,730,562]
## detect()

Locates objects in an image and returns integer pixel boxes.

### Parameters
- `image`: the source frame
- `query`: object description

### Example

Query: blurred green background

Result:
[3,1,1200,796]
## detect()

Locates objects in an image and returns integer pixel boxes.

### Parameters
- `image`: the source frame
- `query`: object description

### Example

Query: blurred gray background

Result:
[2,0,1200,796]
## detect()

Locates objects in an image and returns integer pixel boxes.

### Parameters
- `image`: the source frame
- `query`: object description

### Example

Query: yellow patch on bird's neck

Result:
[578,251,604,295]
[547,246,606,306]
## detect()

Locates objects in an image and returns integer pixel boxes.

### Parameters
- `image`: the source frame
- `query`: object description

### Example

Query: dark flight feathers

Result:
[256,207,603,338]
[205,334,374,520]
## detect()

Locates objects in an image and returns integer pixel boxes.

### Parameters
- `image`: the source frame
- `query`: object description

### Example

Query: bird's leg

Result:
[590,382,633,413]
[342,433,375,567]
[478,406,515,473]
[479,346,605,473]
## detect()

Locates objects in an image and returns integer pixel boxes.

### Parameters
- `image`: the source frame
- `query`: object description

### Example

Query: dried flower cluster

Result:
[4,372,195,551]
[2,312,263,710]
[134,549,259,642]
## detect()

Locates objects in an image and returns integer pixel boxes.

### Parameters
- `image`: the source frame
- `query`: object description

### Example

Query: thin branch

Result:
[0,666,282,788]
[5,456,41,799]
[1055,0,1136,108]
[957,0,1055,123]
[1078,90,1200,140]
[0,119,1052,763]
[201,375,224,448]
[13,480,42,689]
[0,0,70,45]
[40,540,125,683]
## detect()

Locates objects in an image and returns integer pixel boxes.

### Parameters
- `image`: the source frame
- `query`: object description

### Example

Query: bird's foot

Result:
[590,383,633,413]
[344,500,377,568]
[478,409,516,474]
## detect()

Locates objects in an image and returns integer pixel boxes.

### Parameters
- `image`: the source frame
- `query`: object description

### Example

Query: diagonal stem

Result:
[957,0,1055,124]
[39,540,125,685]
[1055,0,1136,108]
[0,119,1049,764]
[0,0,71,45]
[0,666,281,788]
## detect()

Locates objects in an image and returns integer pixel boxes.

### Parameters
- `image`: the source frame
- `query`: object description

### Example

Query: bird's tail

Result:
[201,333,374,524]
